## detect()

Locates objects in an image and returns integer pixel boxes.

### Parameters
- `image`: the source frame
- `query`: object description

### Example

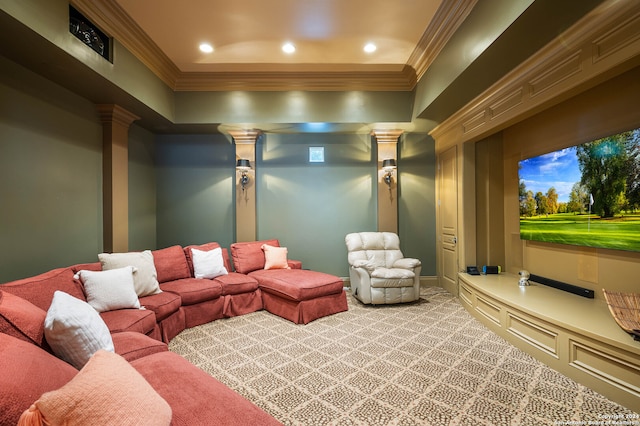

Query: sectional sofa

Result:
[0,240,348,426]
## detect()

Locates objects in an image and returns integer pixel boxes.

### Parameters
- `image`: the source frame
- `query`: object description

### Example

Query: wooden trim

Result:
[407,0,478,82]
[430,0,640,152]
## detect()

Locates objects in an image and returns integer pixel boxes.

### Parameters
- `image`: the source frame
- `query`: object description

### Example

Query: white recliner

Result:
[345,232,422,305]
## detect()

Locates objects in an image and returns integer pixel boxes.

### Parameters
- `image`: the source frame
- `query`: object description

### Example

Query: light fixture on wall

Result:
[236,159,251,191]
[382,159,397,187]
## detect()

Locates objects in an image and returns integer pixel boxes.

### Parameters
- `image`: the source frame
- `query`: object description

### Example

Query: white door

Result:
[438,146,458,295]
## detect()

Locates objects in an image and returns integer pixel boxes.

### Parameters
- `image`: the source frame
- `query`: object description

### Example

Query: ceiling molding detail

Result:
[71,0,180,87]
[430,0,640,152]
[407,0,478,82]
[70,0,471,92]
[174,66,417,92]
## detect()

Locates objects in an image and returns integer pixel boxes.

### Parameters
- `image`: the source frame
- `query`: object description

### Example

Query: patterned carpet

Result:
[169,287,637,425]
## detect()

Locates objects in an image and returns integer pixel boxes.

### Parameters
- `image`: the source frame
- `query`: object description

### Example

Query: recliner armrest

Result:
[392,258,421,269]
[351,260,374,272]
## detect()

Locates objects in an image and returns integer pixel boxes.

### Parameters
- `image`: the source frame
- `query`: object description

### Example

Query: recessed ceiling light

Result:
[364,43,377,53]
[282,42,296,54]
[199,43,214,53]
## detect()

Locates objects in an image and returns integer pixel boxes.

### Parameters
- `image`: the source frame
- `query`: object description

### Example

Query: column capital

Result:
[96,104,140,127]
[371,129,403,144]
[229,129,261,145]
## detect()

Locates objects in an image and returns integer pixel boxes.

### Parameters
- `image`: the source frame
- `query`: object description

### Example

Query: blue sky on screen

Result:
[519,147,581,203]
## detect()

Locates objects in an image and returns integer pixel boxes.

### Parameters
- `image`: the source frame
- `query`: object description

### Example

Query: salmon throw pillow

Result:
[18,350,172,426]
[262,244,291,270]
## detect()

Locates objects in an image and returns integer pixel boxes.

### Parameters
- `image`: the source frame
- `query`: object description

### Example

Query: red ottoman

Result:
[231,240,348,324]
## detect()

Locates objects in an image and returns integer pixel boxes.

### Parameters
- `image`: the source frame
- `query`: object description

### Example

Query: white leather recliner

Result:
[345,232,422,305]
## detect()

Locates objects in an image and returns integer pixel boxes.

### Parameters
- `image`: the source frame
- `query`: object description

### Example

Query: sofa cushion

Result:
[230,239,280,274]
[214,272,259,296]
[262,244,291,270]
[99,250,162,297]
[74,266,141,312]
[152,245,191,283]
[99,308,157,336]
[44,291,114,369]
[71,262,102,273]
[139,291,182,322]
[250,269,344,301]
[184,242,233,274]
[192,247,228,278]
[111,331,168,362]
[160,278,222,306]
[0,290,47,347]
[0,267,85,311]
[131,351,282,426]
[0,333,77,426]
[19,350,172,426]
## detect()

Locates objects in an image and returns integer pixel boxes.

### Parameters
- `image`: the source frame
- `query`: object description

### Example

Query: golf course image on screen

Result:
[518,127,640,252]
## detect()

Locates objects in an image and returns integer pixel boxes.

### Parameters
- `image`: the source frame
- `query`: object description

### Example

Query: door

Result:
[438,146,458,295]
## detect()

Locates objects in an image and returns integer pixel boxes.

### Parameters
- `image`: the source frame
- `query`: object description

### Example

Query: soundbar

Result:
[529,274,594,299]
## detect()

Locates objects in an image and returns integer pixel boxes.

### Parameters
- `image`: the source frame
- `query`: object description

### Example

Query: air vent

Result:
[69,5,111,61]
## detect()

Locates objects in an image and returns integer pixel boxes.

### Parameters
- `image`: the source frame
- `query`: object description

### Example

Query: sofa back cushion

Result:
[0,333,77,426]
[230,239,280,274]
[0,267,86,311]
[184,242,233,274]
[152,245,191,283]
[0,290,47,347]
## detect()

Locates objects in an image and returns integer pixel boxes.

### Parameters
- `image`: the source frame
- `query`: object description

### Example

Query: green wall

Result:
[0,51,438,282]
[128,124,157,251]
[0,55,103,281]
[153,131,436,278]
[256,133,377,276]
[155,134,235,250]
[399,133,436,275]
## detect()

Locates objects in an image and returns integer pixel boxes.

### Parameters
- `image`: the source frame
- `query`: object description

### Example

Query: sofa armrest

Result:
[392,258,421,269]
[287,259,302,269]
[112,331,168,362]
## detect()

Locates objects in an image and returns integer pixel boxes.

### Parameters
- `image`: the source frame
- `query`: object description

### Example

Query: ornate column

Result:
[96,104,139,253]
[230,129,260,242]
[372,129,403,234]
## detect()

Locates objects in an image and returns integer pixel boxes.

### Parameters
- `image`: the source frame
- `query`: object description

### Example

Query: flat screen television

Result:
[518,127,640,252]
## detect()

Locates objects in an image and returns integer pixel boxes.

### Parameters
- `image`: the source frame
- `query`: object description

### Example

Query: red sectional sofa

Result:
[0,240,345,426]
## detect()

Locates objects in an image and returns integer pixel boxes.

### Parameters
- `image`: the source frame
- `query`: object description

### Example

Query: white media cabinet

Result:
[458,272,640,411]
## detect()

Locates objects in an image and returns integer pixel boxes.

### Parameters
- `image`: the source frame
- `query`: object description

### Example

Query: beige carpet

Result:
[169,287,637,425]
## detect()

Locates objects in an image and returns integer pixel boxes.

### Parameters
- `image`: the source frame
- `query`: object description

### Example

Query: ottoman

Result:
[250,269,347,324]
[231,239,348,324]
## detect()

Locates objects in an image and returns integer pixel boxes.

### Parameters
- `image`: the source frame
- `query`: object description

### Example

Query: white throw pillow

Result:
[44,291,114,369]
[98,250,161,297]
[74,267,141,313]
[191,247,228,279]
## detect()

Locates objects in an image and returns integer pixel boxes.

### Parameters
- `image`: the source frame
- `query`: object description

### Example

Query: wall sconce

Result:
[382,159,397,187]
[236,159,251,191]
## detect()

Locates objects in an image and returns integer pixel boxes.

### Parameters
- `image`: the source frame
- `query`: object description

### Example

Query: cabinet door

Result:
[438,146,458,294]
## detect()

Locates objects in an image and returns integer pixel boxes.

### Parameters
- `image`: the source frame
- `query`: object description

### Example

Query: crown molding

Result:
[70,0,466,92]
[407,0,478,82]
[174,65,417,92]
[430,0,640,152]
[70,0,180,87]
